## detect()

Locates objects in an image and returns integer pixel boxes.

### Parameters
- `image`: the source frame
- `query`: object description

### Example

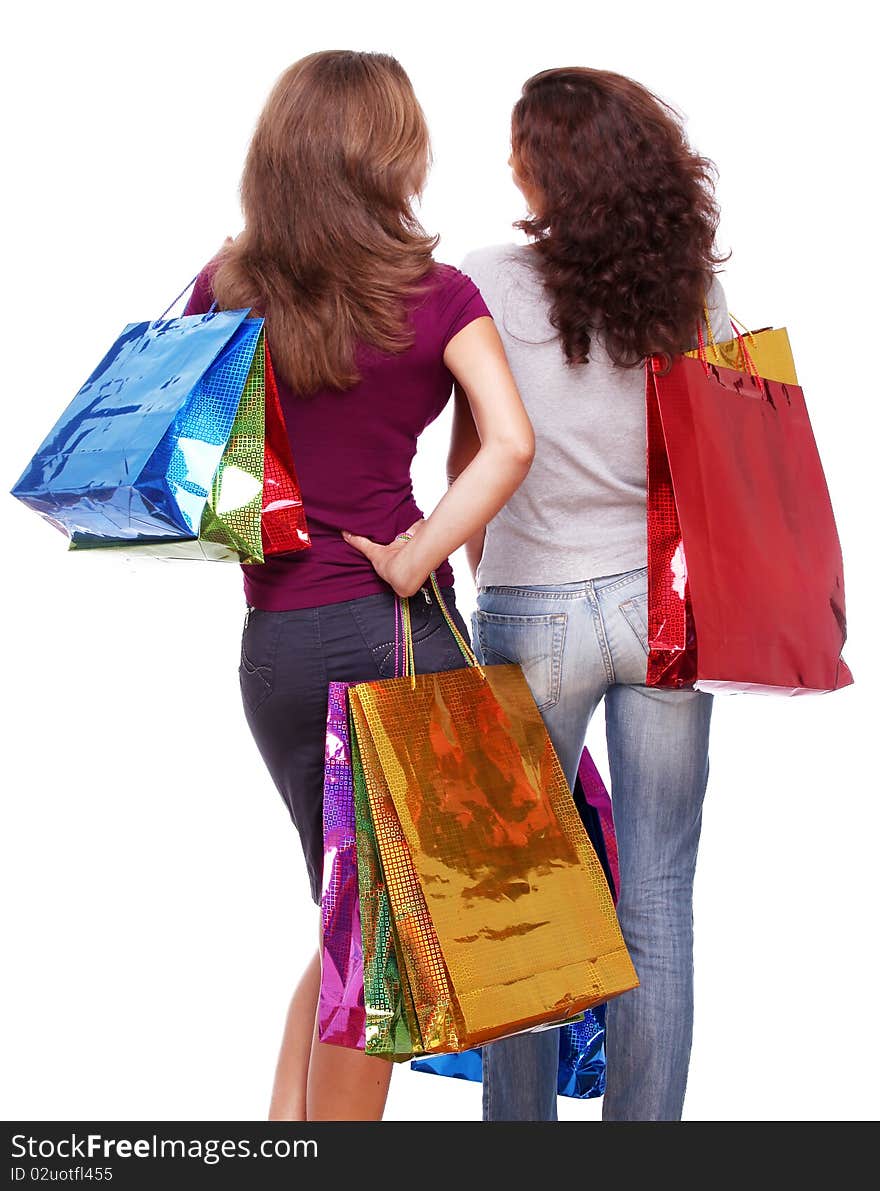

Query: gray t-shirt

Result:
[461,243,729,587]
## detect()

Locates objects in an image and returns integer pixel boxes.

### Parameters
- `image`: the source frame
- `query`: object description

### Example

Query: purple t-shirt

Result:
[184,262,490,611]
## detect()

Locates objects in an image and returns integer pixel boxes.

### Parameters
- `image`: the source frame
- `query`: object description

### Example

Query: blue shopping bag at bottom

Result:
[412,1003,609,1100]
[411,747,619,1099]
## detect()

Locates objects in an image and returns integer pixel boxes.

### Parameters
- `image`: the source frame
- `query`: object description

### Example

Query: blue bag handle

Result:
[158,273,218,321]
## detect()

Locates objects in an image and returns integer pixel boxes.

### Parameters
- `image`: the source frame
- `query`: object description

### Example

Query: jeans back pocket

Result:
[240,608,282,713]
[473,610,566,711]
[618,591,650,655]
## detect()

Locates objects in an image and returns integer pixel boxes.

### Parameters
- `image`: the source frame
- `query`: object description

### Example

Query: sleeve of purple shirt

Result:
[437,266,492,350]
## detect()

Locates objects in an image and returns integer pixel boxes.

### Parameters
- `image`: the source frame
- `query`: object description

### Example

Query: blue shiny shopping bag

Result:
[12,309,261,544]
[412,1003,609,1099]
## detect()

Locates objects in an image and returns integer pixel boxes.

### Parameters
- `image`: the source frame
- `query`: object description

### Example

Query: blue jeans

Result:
[473,566,713,1121]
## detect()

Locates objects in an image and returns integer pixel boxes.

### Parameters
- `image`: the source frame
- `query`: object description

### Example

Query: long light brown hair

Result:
[213,51,437,394]
[512,67,725,368]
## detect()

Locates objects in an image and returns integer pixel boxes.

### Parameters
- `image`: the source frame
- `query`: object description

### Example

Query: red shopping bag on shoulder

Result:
[646,343,852,695]
[261,345,310,555]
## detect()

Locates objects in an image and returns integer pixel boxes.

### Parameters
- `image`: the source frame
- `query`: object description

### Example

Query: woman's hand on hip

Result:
[341,520,427,597]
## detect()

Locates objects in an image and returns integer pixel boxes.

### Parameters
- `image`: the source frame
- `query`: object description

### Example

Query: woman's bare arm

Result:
[447,383,486,578]
[342,317,533,596]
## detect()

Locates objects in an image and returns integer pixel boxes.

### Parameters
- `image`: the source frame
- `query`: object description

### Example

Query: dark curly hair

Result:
[512,67,726,367]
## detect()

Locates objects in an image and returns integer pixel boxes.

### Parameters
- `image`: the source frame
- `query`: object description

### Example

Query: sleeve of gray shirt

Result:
[460,248,505,317]
[704,272,730,346]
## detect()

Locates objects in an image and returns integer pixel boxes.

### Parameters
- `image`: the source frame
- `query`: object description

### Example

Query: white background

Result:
[2,0,877,1123]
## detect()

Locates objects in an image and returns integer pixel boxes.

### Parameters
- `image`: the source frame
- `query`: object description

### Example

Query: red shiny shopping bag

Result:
[261,345,310,555]
[646,353,852,694]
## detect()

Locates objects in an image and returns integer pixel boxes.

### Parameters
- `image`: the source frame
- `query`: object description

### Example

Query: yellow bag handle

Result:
[728,311,757,345]
[701,299,757,347]
[394,534,480,688]
[698,301,761,383]
[701,300,719,352]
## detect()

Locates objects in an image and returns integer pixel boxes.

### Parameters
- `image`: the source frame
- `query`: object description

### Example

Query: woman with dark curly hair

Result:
[452,67,730,1121]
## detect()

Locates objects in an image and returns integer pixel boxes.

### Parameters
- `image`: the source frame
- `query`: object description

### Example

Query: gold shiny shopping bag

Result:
[686,311,798,384]
[348,578,638,1051]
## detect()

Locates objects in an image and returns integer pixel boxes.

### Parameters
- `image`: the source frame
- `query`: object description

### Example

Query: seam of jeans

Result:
[313,604,330,692]
[588,582,616,684]
[473,610,566,626]
[479,586,586,601]
[618,593,650,657]
[591,567,649,595]
[478,569,647,599]
[550,613,567,708]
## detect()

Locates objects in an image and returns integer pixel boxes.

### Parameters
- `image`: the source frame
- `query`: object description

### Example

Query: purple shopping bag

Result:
[318,681,365,1048]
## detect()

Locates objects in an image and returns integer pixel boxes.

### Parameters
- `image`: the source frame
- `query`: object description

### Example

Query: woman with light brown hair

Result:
[184,50,534,1120]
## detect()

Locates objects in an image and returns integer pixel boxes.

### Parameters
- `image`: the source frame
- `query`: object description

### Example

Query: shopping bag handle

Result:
[393,535,481,688]
[695,301,761,383]
[157,273,219,322]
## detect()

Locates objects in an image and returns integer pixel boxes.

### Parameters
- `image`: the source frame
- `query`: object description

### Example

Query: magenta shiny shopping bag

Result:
[572,746,620,902]
[318,680,365,1049]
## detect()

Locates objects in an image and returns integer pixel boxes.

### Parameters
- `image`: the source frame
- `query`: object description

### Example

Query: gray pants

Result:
[239,587,470,903]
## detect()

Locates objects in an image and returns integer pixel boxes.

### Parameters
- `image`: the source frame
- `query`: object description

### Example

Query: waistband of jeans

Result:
[478,566,647,600]
[247,584,456,617]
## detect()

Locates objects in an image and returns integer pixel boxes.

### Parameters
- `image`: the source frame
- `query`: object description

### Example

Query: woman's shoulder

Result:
[424,260,484,302]
[460,244,544,322]
[460,243,532,288]
[417,261,488,320]
[183,252,225,316]
[416,262,492,346]
[459,244,553,343]
[426,260,471,284]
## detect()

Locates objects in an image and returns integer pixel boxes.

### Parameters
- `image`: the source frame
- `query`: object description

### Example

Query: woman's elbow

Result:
[507,428,536,473]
